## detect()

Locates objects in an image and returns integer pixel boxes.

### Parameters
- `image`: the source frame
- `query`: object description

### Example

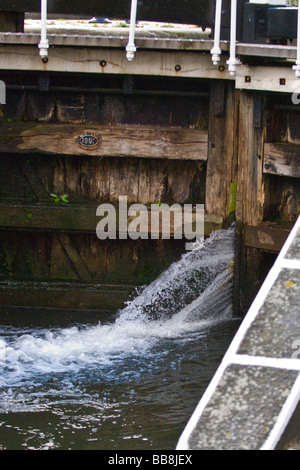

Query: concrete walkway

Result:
[177,217,300,450]
[24,18,210,39]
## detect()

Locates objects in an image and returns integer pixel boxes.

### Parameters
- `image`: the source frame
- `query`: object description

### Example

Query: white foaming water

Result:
[0,227,235,388]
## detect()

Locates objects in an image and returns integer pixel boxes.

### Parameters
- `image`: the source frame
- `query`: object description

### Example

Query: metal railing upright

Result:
[227,0,242,75]
[126,0,138,61]
[211,0,223,65]
[293,0,300,77]
[38,0,49,62]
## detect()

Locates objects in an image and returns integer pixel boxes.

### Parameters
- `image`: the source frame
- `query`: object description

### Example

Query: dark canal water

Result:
[0,228,241,450]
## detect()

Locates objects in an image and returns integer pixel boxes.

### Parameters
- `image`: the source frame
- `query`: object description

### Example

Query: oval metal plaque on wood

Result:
[78,131,101,150]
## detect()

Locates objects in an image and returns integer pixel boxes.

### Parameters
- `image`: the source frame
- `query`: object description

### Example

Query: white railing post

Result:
[293,1,300,77]
[211,0,223,65]
[226,0,241,75]
[38,0,49,61]
[126,0,138,61]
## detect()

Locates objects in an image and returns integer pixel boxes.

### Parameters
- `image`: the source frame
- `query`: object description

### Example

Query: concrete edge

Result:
[177,215,300,450]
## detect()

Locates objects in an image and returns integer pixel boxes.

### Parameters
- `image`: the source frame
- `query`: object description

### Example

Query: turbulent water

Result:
[0,226,239,450]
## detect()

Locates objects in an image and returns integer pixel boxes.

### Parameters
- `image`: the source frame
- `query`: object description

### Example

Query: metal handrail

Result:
[226,0,241,75]
[38,0,49,62]
[211,0,242,75]
[126,0,138,61]
[35,0,300,78]
[293,1,300,77]
[211,0,223,65]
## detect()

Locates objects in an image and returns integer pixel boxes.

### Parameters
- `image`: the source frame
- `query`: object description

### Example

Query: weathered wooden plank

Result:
[237,91,265,226]
[236,64,300,94]
[236,91,266,313]
[0,203,98,232]
[50,234,80,281]
[0,281,134,311]
[244,224,291,252]
[27,92,56,122]
[0,122,208,160]
[206,81,236,220]
[59,233,93,282]
[0,229,188,286]
[0,46,233,81]
[263,174,300,222]
[19,159,49,200]
[56,94,85,123]
[0,153,205,205]
[0,202,222,236]
[0,35,296,61]
[264,143,300,179]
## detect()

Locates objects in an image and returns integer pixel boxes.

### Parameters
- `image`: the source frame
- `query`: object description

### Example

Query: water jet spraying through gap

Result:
[0,226,236,388]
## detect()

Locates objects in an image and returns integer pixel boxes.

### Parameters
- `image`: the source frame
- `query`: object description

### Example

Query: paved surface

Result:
[177,217,300,450]
[24,18,210,39]
[187,365,298,450]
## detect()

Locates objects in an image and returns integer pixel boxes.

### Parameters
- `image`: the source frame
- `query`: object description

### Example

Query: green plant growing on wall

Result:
[25,210,33,222]
[50,193,69,204]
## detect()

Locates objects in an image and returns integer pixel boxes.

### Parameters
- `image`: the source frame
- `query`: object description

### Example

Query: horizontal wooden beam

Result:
[236,64,300,94]
[0,42,298,93]
[0,122,208,160]
[244,224,291,252]
[264,143,300,179]
[0,280,134,311]
[0,45,234,81]
[0,202,222,236]
[0,34,296,60]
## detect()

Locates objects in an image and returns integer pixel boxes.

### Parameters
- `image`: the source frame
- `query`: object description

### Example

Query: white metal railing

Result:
[38,0,49,61]
[211,0,242,75]
[210,0,300,78]
[226,0,242,75]
[211,0,223,65]
[35,0,300,78]
[126,0,138,60]
[293,1,300,76]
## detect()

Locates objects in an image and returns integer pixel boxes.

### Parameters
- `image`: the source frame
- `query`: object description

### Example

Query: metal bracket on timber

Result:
[0,122,208,161]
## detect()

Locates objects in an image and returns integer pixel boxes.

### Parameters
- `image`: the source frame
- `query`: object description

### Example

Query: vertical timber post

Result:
[237,90,265,314]
[207,80,240,314]
[206,80,236,221]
